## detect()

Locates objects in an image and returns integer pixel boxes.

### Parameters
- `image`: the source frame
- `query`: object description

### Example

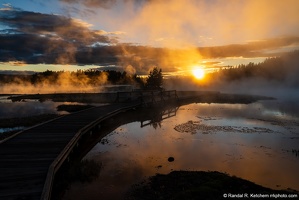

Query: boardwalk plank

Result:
[0,102,140,200]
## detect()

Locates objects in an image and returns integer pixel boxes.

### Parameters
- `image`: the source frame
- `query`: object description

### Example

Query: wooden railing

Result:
[40,103,141,200]
[115,90,178,106]
[41,90,178,200]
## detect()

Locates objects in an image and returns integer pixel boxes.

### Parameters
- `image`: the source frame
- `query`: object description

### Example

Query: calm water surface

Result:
[0,97,106,119]
[0,98,97,133]
[63,100,299,200]
[0,100,67,119]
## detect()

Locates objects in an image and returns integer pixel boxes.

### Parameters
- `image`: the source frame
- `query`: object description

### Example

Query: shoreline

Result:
[0,91,275,141]
[5,90,275,104]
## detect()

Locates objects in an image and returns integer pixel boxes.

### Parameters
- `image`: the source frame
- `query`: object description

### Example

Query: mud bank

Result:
[126,171,298,200]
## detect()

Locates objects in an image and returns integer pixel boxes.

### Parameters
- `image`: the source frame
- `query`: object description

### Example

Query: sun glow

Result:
[192,68,205,79]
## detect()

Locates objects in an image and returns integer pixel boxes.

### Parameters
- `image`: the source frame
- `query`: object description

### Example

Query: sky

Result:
[0,0,299,75]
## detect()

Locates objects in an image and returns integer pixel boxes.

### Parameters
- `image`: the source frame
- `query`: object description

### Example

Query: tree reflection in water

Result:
[53,102,181,199]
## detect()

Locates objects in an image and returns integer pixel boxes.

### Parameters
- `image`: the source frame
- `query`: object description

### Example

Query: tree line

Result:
[210,50,299,86]
[0,69,138,85]
[1,50,297,90]
[0,67,164,90]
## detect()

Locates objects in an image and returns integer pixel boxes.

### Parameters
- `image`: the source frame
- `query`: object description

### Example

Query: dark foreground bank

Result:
[125,171,299,200]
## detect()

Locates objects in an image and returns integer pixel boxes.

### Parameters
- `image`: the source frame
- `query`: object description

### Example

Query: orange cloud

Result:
[73,0,299,48]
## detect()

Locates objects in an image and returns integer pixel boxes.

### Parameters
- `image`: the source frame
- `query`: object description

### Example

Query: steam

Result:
[0,71,108,94]
[77,0,299,48]
[115,44,203,76]
[58,0,299,49]
[96,0,299,75]
[1,0,299,95]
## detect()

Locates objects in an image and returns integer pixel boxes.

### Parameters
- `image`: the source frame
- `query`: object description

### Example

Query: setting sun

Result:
[192,68,205,79]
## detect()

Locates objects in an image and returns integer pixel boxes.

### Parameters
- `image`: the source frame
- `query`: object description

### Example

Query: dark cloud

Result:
[0,33,48,60]
[0,8,117,64]
[60,0,118,9]
[106,37,299,74]
[0,9,112,44]
[197,36,299,58]
[1,8,298,68]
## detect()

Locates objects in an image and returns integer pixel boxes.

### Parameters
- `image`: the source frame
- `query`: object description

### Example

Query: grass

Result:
[125,171,298,200]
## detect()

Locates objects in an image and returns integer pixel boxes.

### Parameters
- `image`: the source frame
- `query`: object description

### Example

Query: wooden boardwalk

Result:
[0,102,141,200]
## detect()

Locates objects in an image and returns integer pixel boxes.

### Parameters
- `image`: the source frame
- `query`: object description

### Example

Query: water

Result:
[0,97,95,136]
[62,100,299,200]
[0,100,65,119]
[0,96,107,119]
[0,126,25,134]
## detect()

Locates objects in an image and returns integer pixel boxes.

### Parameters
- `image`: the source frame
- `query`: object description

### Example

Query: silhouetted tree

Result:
[145,67,163,90]
[133,74,145,89]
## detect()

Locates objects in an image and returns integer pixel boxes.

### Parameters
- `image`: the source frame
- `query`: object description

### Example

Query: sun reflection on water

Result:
[63,101,299,200]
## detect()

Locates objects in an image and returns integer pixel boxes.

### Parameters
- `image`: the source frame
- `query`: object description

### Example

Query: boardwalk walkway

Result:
[0,102,141,200]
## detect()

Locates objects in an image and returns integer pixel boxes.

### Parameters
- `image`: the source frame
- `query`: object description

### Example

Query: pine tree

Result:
[145,67,163,90]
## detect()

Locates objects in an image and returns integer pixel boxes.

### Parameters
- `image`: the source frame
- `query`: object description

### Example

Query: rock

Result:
[168,157,174,162]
